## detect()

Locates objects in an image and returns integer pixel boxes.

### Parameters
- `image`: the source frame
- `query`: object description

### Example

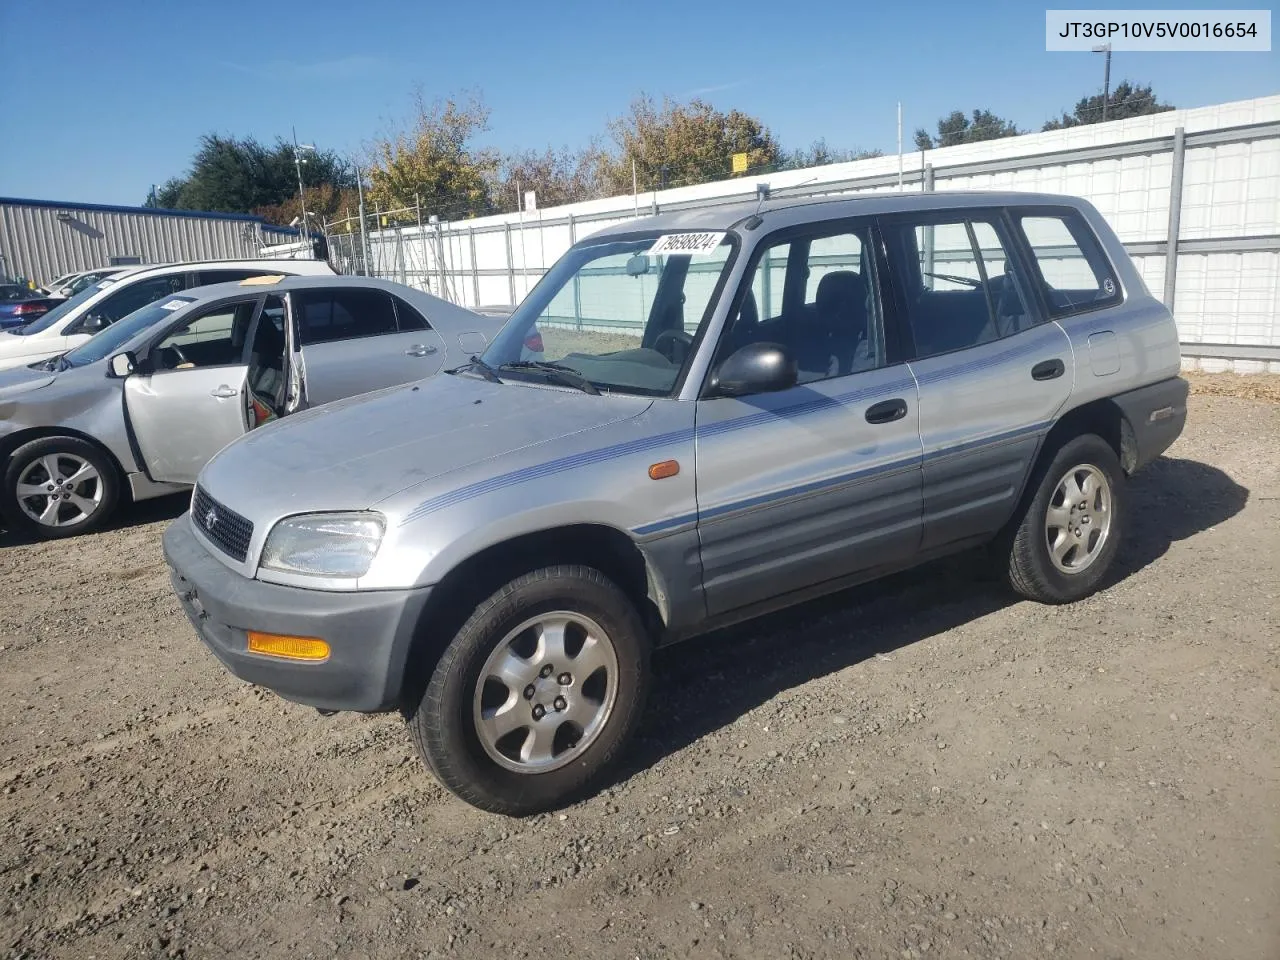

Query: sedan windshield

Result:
[480,232,737,396]
[62,296,196,368]
[11,282,106,335]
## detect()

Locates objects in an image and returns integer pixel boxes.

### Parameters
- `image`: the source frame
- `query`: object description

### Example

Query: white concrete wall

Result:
[357,95,1280,372]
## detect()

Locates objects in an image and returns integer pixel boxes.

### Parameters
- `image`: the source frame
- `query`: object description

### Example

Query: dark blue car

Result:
[0,285,59,330]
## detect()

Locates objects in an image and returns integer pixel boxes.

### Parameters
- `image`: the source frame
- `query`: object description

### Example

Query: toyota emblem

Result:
[204,507,218,531]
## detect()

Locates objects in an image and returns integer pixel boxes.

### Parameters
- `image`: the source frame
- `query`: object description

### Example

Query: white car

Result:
[38,267,133,299]
[0,259,336,372]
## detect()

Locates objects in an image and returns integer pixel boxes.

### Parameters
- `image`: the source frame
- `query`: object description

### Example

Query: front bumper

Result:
[163,514,432,712]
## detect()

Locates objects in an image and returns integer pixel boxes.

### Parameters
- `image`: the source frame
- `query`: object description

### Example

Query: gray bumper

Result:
[1113,376,1189,472]
[163,514,431,713]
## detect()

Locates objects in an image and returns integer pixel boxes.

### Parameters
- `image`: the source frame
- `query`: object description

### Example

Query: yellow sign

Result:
[380,215,388,227]
[731,152,749,174]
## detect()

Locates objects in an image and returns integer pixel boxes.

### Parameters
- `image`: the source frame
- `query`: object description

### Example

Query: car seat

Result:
[801,271,868,378]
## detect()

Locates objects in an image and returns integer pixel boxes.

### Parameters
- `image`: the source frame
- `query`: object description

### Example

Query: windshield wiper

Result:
[451,355,503,384]
[499,360,600,396]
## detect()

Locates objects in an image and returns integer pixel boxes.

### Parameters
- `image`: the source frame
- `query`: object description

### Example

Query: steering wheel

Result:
[160,343,191,369]
[652,329,694,364]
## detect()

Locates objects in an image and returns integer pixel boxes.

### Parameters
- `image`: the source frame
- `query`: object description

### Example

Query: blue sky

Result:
[5,0,1277,205]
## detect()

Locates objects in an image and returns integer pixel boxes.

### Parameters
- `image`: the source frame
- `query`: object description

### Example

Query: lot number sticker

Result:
[648,232,726,256]
[160,299,188,310]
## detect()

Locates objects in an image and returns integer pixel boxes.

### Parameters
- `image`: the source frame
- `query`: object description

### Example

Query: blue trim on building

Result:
[0,196,301,234]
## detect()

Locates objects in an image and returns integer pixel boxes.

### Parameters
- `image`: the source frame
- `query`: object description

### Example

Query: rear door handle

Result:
[865,398,908,424]
[209,385,238,398]
[405,343,437,357]
[1032,358,1065,381]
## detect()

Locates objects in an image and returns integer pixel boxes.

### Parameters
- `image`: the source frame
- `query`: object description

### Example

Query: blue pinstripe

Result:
[401,336,1064,529]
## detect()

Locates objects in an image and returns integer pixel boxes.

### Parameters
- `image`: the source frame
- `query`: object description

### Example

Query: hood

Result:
[0,362,57,399]
[0,333,63,369]
[199,373,653,517]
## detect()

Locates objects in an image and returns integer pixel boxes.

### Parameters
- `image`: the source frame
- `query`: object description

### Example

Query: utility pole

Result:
[292,127,316,241]
[897,102,904,191]
[355,163,371,276]
[1092,43,1112,122]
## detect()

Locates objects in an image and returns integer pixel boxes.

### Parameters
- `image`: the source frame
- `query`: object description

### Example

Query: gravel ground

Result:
[1,386,1277,960]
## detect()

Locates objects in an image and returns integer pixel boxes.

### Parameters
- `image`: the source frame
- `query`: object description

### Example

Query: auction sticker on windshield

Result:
[648,232,727,256]
[160,299,189,310]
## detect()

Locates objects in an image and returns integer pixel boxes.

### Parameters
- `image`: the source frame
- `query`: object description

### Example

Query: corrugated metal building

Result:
[0,197,300,286]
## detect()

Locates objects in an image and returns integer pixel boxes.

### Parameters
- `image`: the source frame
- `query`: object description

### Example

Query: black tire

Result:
[406,565,650,815]
[1006,433,1124,604]
[1,436,121,540]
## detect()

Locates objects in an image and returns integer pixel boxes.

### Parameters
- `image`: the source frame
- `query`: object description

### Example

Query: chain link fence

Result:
[321,99,1280,369]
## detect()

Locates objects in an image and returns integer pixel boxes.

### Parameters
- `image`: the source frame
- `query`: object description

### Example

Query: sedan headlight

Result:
[260,512,385,579]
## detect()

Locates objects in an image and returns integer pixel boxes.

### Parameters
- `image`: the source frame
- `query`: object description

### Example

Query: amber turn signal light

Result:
[648,460,680,480]
[247,631,331,661]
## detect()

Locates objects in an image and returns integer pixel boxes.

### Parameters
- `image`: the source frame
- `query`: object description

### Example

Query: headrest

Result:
[816,271,867,314]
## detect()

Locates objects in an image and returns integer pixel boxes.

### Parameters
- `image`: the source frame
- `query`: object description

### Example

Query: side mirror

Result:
[83,313,110,333]
[107,352,136,378]
[710,342,797,397]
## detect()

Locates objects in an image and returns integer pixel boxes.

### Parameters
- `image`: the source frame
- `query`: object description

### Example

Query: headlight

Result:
[260,512,385,578]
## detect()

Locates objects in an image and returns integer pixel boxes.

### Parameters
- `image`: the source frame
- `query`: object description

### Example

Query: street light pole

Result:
[1092,43,1112,122]
[292,127,316,242]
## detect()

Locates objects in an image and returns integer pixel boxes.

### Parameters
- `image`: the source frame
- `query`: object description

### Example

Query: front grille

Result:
[191,485,254,562]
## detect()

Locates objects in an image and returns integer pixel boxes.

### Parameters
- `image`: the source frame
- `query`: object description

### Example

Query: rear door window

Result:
[1014,211,1122,316]
[880,214,1032,360]
[295,289,398,345]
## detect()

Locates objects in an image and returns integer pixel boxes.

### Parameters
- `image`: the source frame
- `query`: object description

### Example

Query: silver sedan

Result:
[0,276,502,539]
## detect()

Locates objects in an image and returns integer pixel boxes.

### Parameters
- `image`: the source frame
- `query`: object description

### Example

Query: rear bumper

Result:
[163,514,431,712]
[1114,376,1189,471]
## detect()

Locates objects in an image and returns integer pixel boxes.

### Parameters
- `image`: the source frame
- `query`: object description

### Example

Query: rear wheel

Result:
[1,436,120,540]
[1006,433,1124,604]
[405,565,649,815]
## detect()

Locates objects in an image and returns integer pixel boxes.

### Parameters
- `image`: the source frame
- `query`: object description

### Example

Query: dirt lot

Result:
[1,382,1277,960]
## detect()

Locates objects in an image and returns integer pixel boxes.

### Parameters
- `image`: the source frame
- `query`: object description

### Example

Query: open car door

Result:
[124,297,265,485]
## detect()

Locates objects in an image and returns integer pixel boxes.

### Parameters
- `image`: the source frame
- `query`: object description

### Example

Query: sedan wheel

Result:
[16,453,105,528]
[2,437,120,540]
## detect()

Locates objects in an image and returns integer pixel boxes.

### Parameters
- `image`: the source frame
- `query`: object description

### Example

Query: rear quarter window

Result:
[1014,210,1122,317]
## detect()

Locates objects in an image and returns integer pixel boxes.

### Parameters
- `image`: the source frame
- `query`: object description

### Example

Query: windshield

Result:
[11,281,107,335]
[62,296,196,368]
[481,232,737,396]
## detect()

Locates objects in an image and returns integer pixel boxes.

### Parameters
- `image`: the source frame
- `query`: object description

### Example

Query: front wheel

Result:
[405,566,650,815]
[1,436,120,540]
[1005,433,1124,604]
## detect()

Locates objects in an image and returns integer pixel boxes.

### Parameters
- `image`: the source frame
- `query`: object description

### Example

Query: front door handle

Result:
[405,343,437,357]
[865,398,908,424]
[209,385,238,399]
[1032,358,1066,381]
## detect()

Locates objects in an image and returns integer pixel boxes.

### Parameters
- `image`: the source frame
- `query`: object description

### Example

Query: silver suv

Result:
[164,192,1188,814]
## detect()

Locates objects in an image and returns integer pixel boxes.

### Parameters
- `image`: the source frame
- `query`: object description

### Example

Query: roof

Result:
[0,196,300,234]
[167,275,490,328]
[585,190,1093,240]
[92,258,334,283]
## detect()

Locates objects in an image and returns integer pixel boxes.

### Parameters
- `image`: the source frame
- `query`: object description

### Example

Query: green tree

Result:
[366,91,497,220]
[251,183,363,229]
[782,138,883,169]
[600,95,781,192]
[143,135,353,221]
[914,109,1021,150]
[1043,81,1174,130]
